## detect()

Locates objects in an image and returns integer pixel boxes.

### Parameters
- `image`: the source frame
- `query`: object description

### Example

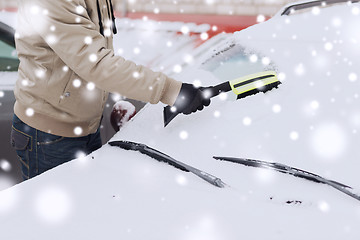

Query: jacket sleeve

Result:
[22,0,181,106]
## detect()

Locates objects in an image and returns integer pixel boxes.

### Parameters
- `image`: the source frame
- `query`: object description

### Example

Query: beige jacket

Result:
[14,0,182,137]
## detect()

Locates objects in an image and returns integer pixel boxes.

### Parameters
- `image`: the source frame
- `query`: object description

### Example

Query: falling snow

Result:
[73,126,83,136]
[2,2,360,239]
[0,159,12,172]
[25,108,35,117]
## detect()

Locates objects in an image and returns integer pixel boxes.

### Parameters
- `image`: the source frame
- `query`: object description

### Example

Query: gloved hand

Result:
[173,83,211,115]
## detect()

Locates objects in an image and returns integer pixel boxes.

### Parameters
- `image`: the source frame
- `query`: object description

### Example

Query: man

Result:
[11,0,210,180]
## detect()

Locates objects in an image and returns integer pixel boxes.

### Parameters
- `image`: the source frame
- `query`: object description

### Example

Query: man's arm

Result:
[21,0,181,105]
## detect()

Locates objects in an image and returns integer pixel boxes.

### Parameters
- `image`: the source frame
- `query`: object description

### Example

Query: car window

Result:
[0,39,19,72]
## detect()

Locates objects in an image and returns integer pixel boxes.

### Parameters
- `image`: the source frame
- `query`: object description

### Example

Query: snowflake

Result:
[74,126,83,136]
[133,71,140,78]
[21,79,29,86]
[86,82,95,91]
[261,57,270,65]
[170,106,177,113]
[35,68,45,78]
[153,7,160,14]
[272,104,281,113]
[30,5,40,15]
[179,131,189,140]
[75,151,87,164]
[200,32,209,40]
[205,0,216,5]
[133,47,141,54]
[243,117,252,126]
[289,131,299,141]
[181,25,190,35]
[312,6,321,15]
[249,54,258,63]
[76,5,85,14]
[256,14,265,23]
[183,54,194,63]
[318,201,330,212]
[349,72,357,82]
[0,159,11,172]
[310,100,320,110]
[324,42,333,51]
[173,64,182,73]
[213,111,221,118]
[192,79,202,87]
[72,79,81,88]
[175,174,188,186]
[89,54,98,62]
[26,108,35,117]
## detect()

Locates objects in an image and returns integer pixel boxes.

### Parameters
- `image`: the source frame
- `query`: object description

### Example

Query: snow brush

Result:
[163,70,281,127]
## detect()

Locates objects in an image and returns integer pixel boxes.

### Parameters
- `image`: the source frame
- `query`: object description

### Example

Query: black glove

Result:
[173,83,211,115]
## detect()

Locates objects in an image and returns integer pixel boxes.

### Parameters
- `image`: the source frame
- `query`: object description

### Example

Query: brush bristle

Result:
[236,81,281,100]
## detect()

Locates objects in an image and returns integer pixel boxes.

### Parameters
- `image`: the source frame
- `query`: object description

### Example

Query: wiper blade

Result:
[214,156,360,202]
[109,140,226,188]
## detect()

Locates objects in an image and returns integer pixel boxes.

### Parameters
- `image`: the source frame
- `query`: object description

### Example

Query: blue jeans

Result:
[10,114,102,180]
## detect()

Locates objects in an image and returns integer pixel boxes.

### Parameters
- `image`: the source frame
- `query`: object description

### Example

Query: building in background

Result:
[1,0,297,16]
[115,0,295,16]
[0,0,298,32]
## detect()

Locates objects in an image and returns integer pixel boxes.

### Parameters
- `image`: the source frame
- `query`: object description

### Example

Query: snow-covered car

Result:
[2,1,360,239]
[0,11,212,187]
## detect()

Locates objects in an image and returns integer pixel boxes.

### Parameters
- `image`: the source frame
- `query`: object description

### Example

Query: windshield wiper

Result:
[214,156,360,202]
[281,0,359,16]
[109,140,226,188]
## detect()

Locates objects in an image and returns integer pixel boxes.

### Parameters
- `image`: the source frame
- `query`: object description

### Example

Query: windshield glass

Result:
[202,44,277,82]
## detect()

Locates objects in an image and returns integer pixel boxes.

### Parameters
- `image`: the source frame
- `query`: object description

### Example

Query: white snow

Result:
[2,2,360,239]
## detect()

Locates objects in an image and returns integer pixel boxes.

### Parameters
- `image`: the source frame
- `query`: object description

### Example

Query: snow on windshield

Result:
[117,3,360,189]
